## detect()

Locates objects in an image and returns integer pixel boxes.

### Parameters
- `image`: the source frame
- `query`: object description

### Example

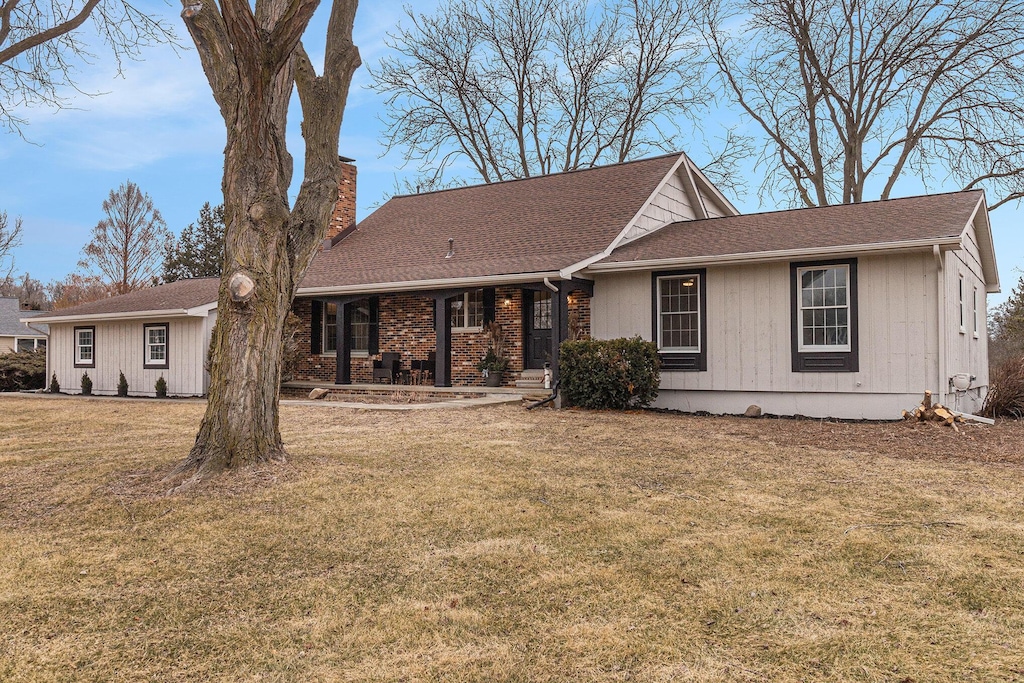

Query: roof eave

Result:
[26,306,216,324]
[584,237,963,273]
[297,271,566,297]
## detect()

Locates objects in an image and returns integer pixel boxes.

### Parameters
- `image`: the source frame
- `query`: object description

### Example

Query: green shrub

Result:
[49,372,60,394]
[81,372,93,396]
[117,371,129,397]
[0,351,47,392]
[155,375,167,398]
[560,337,660,409]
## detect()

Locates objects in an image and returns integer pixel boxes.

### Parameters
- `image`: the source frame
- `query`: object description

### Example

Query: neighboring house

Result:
[25,279,219,397]
[0,297,48,354]
[26,152,999,418]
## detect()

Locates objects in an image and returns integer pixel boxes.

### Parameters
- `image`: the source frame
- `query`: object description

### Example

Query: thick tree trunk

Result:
[170,0,359,483]
[175,134,297,476]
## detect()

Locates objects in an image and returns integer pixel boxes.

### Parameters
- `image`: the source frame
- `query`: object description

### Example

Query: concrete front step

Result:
[516,368,548,390]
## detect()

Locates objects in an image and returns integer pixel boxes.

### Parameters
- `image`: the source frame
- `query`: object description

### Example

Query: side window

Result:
[144,323,169,369]
[790,260,858,372]
[652,269,707,371]
[74,326,95,368]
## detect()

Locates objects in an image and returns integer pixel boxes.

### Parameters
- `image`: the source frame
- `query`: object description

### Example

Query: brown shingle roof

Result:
[31,278,220,321]
[299,153,683,290]
[597,190,983,265]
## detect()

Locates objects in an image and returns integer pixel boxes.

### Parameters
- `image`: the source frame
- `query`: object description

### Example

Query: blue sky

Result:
[1,0,1020,306]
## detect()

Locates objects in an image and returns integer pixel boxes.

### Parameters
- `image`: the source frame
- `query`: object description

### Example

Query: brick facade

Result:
[290,285,590,387]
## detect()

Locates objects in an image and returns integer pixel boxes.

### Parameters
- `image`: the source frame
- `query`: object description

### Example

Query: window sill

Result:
[320,351,369,358]
[452,327,484,333]
[973,332,979,339]
[959,327,966,335]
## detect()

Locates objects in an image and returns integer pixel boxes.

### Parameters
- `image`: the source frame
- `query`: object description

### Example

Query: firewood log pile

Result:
[903,391,966,431]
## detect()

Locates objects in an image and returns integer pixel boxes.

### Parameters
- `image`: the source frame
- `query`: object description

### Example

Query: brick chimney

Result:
[323,156,357,250]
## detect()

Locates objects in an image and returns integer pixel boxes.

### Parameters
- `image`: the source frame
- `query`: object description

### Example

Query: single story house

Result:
[1,297,47,354]
[27,279,219,397]
[28,152,999,418]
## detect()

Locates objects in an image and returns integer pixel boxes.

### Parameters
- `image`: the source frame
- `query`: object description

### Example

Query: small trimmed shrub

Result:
[49,372,60,394]
[117,371,129,397]
[0,351,47,391]
[155,375,167,399]
[560,337,660,409]
[81,372,93,396]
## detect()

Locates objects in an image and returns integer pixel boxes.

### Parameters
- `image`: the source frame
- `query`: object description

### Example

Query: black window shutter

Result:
[368,296,380,355]
[310,300,323,355]
[483,288,496,324]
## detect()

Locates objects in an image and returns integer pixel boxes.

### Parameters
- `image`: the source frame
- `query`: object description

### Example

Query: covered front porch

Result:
[290,279,593,389]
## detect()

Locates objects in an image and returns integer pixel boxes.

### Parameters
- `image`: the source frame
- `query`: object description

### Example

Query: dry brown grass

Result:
[1,395,1023,682]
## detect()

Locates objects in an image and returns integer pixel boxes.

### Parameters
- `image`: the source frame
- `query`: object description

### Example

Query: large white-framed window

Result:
[451,289,484,330]
[143,323,169,369]
[651,269,707,372]
[321,300,371,355]
[74,326,95,368]
[796,265,851,351]
[16,338,45,352]
[790,259,858,373]
[657,274,701,352]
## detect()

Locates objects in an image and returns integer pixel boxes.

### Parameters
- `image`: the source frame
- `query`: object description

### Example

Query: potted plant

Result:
[477,322,509,387]
[477,348,508,386]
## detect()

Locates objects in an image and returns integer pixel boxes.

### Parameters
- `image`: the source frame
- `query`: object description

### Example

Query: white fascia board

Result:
[687,161,741,217]
[584,237,963,273]
[962,194,1000,293]
[186,301,220,316]
[296,271,564,297]
[602,153,688,256]
[25,309,199,324]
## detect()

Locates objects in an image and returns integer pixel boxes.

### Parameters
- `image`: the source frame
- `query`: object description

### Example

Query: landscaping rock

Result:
[743,404,762,418]
[308,388,329,400]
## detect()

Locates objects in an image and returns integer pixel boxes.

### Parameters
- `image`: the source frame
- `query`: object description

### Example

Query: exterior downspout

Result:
[934,244,946,407]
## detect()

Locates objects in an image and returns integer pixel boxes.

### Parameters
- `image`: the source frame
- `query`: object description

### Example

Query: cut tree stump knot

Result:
[229,272,255,302]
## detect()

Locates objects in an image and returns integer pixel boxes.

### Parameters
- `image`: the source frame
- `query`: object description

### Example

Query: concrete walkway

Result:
[4,390,527,411]
[282,393,523,410]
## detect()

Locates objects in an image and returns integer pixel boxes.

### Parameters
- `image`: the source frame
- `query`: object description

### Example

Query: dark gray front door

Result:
[524,289,552,369]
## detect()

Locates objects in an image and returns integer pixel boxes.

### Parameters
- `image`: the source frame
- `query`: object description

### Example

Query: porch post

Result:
[550,281,569,384]
[336,301,352,385]
[434,296,452,387]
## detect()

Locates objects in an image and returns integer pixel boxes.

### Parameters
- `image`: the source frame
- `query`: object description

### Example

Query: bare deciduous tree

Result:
[0,0,179,133]
[0,210,21,280]
[170,0,359,481]
[48,272,111,309]
[702,0,1024,209]
[79,181,169,295]
[372,0,715,184]
[0,271,50,309]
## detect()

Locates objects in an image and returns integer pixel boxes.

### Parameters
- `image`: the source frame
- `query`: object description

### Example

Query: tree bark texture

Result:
[173,0,359,479]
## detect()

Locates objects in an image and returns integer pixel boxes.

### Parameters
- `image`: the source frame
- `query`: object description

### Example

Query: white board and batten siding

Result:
[943,216,989,414]
[49,316,213,397]
[592,252,953,419]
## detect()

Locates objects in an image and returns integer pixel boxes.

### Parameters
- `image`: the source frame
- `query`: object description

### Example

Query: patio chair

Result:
[411,351,436,385]
[372,352,402,383]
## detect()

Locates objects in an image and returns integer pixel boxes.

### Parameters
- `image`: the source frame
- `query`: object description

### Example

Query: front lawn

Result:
[1,396,1022,681]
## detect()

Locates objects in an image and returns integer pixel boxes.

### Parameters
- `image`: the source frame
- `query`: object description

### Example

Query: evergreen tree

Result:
[163,203,225,283]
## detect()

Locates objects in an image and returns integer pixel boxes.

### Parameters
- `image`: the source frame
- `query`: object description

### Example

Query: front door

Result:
[524,289,552,369]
